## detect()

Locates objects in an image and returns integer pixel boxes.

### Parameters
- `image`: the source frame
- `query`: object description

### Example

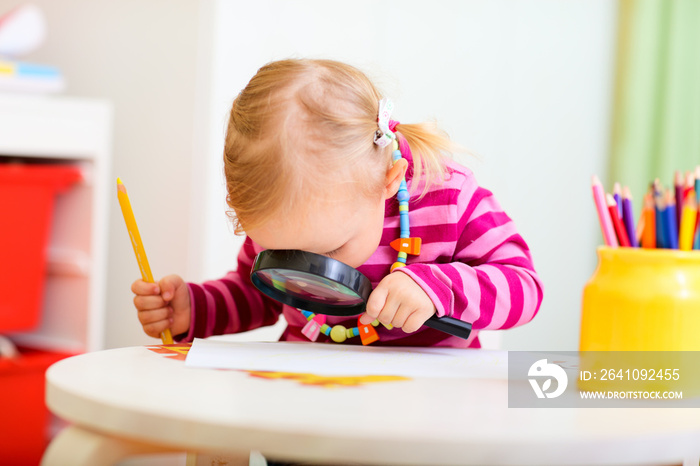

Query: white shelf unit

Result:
[0,94,112,353]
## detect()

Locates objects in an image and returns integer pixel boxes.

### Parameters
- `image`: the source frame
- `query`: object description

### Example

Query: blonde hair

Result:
[224,58,456,234]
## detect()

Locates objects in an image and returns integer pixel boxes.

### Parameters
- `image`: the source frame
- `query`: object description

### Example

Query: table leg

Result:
[41,425,180,466]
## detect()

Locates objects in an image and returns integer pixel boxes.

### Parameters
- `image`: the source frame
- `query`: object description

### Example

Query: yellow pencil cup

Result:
[580,246,700,351]
[579,247,700,396]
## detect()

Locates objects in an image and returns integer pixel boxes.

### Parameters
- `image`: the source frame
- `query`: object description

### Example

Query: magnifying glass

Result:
[250,249,472,340]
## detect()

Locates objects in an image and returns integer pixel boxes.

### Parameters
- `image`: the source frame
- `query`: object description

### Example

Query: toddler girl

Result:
[132,58,543,348]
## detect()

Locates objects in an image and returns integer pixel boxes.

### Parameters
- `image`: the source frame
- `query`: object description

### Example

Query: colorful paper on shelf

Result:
[0,59,64,93]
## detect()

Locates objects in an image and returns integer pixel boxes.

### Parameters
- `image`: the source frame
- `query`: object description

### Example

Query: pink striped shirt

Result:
[179,156,543,348]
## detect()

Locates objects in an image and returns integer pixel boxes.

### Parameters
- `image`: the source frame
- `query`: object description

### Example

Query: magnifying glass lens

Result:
[251,250,472,339]
[253,268,364,305]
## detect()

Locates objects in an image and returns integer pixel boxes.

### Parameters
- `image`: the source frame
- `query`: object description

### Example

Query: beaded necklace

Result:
[299,135,422,345]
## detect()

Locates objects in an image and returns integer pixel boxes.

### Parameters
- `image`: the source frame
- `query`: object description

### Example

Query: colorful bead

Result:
[388,139,420,275]
[391,261,406,271]
[390,237,421,255]
[400,218,409,234]
[330,325,348,343]
[298,311,384,344]
[301,317,323,341]
[358,316,380,345]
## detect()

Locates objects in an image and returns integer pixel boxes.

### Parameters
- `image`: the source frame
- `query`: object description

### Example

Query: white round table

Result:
[42,343,700,465]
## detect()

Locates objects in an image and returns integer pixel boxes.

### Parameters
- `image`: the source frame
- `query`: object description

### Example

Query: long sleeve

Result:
[176,159,541,347]
[177,237,283,342]
[396,168,543,332]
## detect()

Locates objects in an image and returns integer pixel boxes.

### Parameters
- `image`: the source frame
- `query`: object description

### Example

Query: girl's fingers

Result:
[131,279,160,296]
[365,285,389,322]
[133,294,167,311]
[137,307,173,325]
[389,305,413,329]
[365,278,408,327]
[402,311,427,333]
[377,285,405,326]
[142,318,173,339]
[159,275,185,301]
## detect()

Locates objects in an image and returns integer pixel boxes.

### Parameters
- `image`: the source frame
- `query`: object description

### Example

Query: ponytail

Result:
[393,121,458,197]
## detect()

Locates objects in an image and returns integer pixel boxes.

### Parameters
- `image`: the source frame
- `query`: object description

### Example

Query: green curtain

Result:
[609,0,700,212]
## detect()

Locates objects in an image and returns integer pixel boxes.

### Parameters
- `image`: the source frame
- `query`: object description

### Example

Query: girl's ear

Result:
[384,158,408,199]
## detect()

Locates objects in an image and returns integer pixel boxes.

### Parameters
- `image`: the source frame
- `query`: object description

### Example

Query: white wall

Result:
[199,0,618,350]
[14,0,202,348]
[6,0,617,350]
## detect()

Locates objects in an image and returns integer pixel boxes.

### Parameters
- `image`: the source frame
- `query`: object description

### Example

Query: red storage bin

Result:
[0,163,81,463]
[0,347,75,465]
[0,163,81,332]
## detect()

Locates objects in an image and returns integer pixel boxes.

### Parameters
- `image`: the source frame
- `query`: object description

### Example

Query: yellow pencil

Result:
[116,178,174,344]
[679,190,697,251]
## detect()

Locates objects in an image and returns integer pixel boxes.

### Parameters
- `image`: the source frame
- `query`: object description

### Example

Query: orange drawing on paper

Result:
[146,344,410,388]
[146,343,192,361]
[246,371,409,388]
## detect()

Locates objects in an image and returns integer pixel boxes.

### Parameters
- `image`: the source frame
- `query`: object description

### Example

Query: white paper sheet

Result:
[184,338,507,379]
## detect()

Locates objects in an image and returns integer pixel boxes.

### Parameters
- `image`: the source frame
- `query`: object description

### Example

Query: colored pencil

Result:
[117,178,174,345]
[636,210,645,246]
[591,176,618,247]
[621,187,638,247]
[607,194,631,247]
[591,172,700,250]
[653,180,667,248]
[683,171,694,233]
[675,170,683,234]
[641,192,656,249]
[613,182,623,217]
[665,190,679,250]
[685,171,694,199]
[693,165,700,249]
[679,190,697,251]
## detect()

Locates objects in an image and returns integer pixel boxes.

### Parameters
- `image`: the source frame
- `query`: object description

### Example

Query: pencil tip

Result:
[116,177,127,194]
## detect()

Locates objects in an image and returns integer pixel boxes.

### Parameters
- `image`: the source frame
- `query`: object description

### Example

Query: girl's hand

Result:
[131,274,191,339]
[360,272,436,332]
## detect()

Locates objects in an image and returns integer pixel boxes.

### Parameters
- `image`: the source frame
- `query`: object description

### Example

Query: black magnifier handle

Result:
[424,315,472,340]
